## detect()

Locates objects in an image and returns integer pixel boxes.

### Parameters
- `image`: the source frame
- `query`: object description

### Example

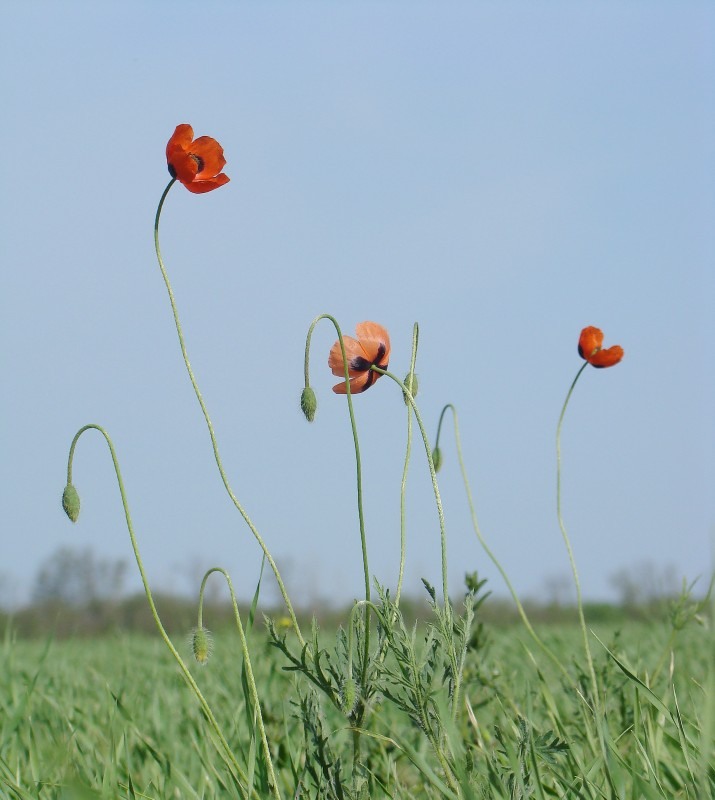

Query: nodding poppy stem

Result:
[154,180,304,649]
[197,568,281,799]
[396,323,419,606]
[556,364,600,701]
[433,404,574,687]
[303,314,371,687]
[371,368,449,610]
[372,367,468,724]
[64,425,254,797]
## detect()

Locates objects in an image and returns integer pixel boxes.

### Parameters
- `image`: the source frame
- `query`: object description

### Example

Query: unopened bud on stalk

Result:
[300,387,317,422]
[432,447,443,473]
[190,626,213,666]
[62,484,80,522]
[402,372,418,405]
[340,676,359,717]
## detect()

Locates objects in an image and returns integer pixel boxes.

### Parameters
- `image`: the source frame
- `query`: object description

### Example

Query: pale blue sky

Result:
[1,2,713,608]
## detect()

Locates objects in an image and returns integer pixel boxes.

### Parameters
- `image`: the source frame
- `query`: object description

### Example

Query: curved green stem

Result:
[396,323,419,605]
[372,368,467,723]
[557,364,620,792]
[65,424,253,797]
[154,180,303,648]
[372,367,449,609]
[197,567,281,799]
[433,404,573,686]
[556,363,600,705]
[303,314,371,685]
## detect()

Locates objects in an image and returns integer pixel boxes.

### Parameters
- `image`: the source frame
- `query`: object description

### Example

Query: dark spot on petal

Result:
[350,356,372,371]
[168,163,177,178]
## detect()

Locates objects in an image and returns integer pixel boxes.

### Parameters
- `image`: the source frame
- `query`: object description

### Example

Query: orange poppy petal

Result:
[353,322,390,367]
[166,124,194,155]
[190,136,227,178]
[328,321,390,394]
[588,345,624,368]
[328,335,368,377]
[166,125,229,193]
[355,321,391,349]
[356,337,389,367]
[332,372,373,394]
[167,148,200,183]
[181,174,230,193]
[578,326,604,360]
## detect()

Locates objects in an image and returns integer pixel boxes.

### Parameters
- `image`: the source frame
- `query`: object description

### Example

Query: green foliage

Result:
[1,617,712,799]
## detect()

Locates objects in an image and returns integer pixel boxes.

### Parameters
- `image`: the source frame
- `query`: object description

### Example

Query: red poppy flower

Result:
[166,124,229,194]
[329,322,391,394]
[578,326,623,368]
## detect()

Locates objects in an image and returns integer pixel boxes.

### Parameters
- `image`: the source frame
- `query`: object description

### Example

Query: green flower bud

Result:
[62,483,80,523]
[190,626,213,666]
[300,387,317,422]
[432,446,443,473]
[402,372,418,405]
[340,676,359,717]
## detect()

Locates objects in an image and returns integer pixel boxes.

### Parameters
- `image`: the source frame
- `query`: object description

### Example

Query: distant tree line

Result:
[0,546,708,638]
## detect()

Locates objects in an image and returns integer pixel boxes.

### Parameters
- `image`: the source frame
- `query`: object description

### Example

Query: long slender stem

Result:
[197,567,281,799]
[396,323,419,605]
[372,367,449,609]
[435,404,573,686]
[557,365,621,793]
[66,425,253,797]
[372,366,465,724]
[303,314,371,684]
[303,314,372,789]
[556,364,599,703]
[154,180,303,647]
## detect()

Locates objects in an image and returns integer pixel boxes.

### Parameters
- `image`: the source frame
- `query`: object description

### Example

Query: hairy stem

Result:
[434,404,573,687]
[66,424,255,797]
[154,180,303,647]
[396,323,419,605]
[556,364,599,703]
[303,314,371,684]
[197,567,281,799]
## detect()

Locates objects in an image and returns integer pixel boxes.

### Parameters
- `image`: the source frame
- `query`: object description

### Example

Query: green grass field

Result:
[1,615,712,799]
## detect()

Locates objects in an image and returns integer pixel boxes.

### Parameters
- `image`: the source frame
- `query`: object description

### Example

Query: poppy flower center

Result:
[349,343,388,390]
[190,153,205,173]
[578,343,601,359]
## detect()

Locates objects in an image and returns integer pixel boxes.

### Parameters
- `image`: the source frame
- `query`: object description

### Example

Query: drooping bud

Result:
[340,675,359,717]
[190,626,213,666]
[300,387,317,422]
[62,484,80,523]
[402,372,418,405]
[432,447,443,473]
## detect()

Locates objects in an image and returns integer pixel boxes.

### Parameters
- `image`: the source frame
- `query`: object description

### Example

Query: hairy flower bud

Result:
[432,447,443,473]
[402,372,418,405]
[190,626,213,666]
[62,484,80,523]
[340,676,359,717]
[300,387,317,422]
